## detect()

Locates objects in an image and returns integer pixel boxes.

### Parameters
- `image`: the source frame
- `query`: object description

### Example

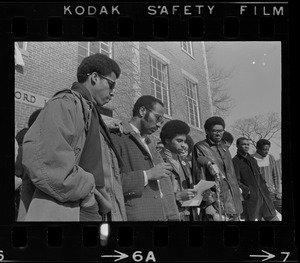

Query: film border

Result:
[1,0,295,262]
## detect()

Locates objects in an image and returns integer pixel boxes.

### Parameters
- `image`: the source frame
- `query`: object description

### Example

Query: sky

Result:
[205,42,281,159]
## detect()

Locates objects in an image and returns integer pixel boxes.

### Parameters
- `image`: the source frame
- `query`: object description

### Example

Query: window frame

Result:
[184,77,201,128]
[149,55,171,116]
[16,42,29,56]
[180,42,195,59]
[77,41,113,65]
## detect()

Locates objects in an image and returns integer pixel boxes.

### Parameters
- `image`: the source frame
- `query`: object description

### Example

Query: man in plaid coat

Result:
[110,95,180,221]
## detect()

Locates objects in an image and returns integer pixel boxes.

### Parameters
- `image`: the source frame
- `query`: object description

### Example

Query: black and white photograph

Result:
[1,0,295,262]
[14,41,282,222]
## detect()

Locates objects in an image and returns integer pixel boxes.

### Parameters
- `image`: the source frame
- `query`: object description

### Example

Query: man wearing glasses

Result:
[19,53,126,221]
[192,116,243,221]
[110,95,180,221]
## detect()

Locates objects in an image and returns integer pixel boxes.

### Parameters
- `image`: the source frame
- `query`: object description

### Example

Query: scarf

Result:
[252,152,270,167]
[71,82,123,188]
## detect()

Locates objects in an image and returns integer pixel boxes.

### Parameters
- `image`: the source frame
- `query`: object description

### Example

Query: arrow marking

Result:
[101,250,129,262]
[250,250,275,262]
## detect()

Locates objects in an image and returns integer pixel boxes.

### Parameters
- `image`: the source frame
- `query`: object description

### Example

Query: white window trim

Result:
[181,42,195,59]
[181,69,199,84]
[147,46,170,64]
[148,50,171,116]
[16,42,29,56]
[201,42,214,115]
[78,42,112,61]
[99,42,112,58]
[184,76,201,129]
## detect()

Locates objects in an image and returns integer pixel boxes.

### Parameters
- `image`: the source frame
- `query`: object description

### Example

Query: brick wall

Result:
[15,42,78,134]
[109,42,141,122]
[138,41,212,143]
[15,41,212,146]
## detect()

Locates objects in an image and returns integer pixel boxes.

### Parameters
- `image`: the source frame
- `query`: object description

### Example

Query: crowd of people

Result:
[14,53,282,221]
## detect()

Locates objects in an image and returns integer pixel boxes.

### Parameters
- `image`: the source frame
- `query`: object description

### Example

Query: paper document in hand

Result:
[181,180,216,207]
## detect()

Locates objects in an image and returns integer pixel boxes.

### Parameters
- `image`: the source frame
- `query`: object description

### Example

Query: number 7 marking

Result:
[281,252,290,262]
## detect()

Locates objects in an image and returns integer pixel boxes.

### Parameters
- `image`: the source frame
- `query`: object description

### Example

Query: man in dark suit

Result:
[232,137,279,221]
[110,95,179,221]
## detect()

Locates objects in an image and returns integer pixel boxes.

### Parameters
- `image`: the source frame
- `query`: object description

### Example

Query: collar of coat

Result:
[236,151,253,161]
[122,121,151,145]
[203,138,228,152]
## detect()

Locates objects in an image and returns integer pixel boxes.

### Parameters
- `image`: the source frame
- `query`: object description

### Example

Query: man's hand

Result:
[106,119,123,134]
[176,189,198,202]
[94,188,112,214]
[81,185,96,208]
[146,162,173,181]
[81,192,96,208]
[202,189,215,202]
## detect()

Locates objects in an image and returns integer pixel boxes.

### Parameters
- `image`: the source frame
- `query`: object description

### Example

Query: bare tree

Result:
[230,112,281,149]
[205,43,235,117]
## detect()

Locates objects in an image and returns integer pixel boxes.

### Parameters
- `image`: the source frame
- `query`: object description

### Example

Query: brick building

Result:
[15,41,213,145]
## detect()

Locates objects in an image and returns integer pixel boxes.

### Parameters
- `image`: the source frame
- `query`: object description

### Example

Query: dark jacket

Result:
[110,122,179,221]
[192,139,243,216]
[232,152,276,220]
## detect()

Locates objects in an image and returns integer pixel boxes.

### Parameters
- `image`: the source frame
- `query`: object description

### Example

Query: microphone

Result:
[197,157,219,175]
[197,156,212,166]
[207,162,220,176]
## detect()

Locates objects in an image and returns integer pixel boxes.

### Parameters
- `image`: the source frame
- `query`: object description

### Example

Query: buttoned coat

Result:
[232,153,276,220]
[110,122,179,221]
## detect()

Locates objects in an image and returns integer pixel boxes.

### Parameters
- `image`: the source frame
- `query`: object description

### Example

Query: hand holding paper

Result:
[181,180,216,207]
[176,189,198,202]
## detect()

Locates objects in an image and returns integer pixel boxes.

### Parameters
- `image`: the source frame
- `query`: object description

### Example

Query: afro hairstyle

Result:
[204,116,225,131]
[222,130,234,145]
[256,139,271,149]
[160,120,190,145]
[77,53,121,83]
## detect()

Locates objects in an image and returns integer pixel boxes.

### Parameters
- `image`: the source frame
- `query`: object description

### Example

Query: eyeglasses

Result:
[211,129,224,134]
[144,106,164,123]
[88,72,116,90]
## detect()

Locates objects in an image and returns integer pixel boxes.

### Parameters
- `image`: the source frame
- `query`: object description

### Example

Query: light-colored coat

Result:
[18,88,126,221]
[18,89,93,221]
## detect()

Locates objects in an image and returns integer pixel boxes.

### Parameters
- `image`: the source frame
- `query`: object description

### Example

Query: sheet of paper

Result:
[194,180,216,195]
[181,180,216,207]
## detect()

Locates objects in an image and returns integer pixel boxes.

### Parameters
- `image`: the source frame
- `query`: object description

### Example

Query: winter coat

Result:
[18,88,126,221]
[232,153,276,220]
[160,147,199,221]
[192,139,243,216]
[110,122,179,221]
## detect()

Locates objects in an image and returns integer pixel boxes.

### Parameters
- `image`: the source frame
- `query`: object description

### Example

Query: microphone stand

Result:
[214,171,224,221]
[208,162,226,221]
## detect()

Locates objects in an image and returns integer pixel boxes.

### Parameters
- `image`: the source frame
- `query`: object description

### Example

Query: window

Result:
[150,56,170,115]
[181,42,194,58]
[17,42,27,51]
[185,78,201,128]
[78,42,112,64]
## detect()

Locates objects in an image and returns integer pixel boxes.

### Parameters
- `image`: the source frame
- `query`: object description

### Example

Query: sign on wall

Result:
[15,88,49,108]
